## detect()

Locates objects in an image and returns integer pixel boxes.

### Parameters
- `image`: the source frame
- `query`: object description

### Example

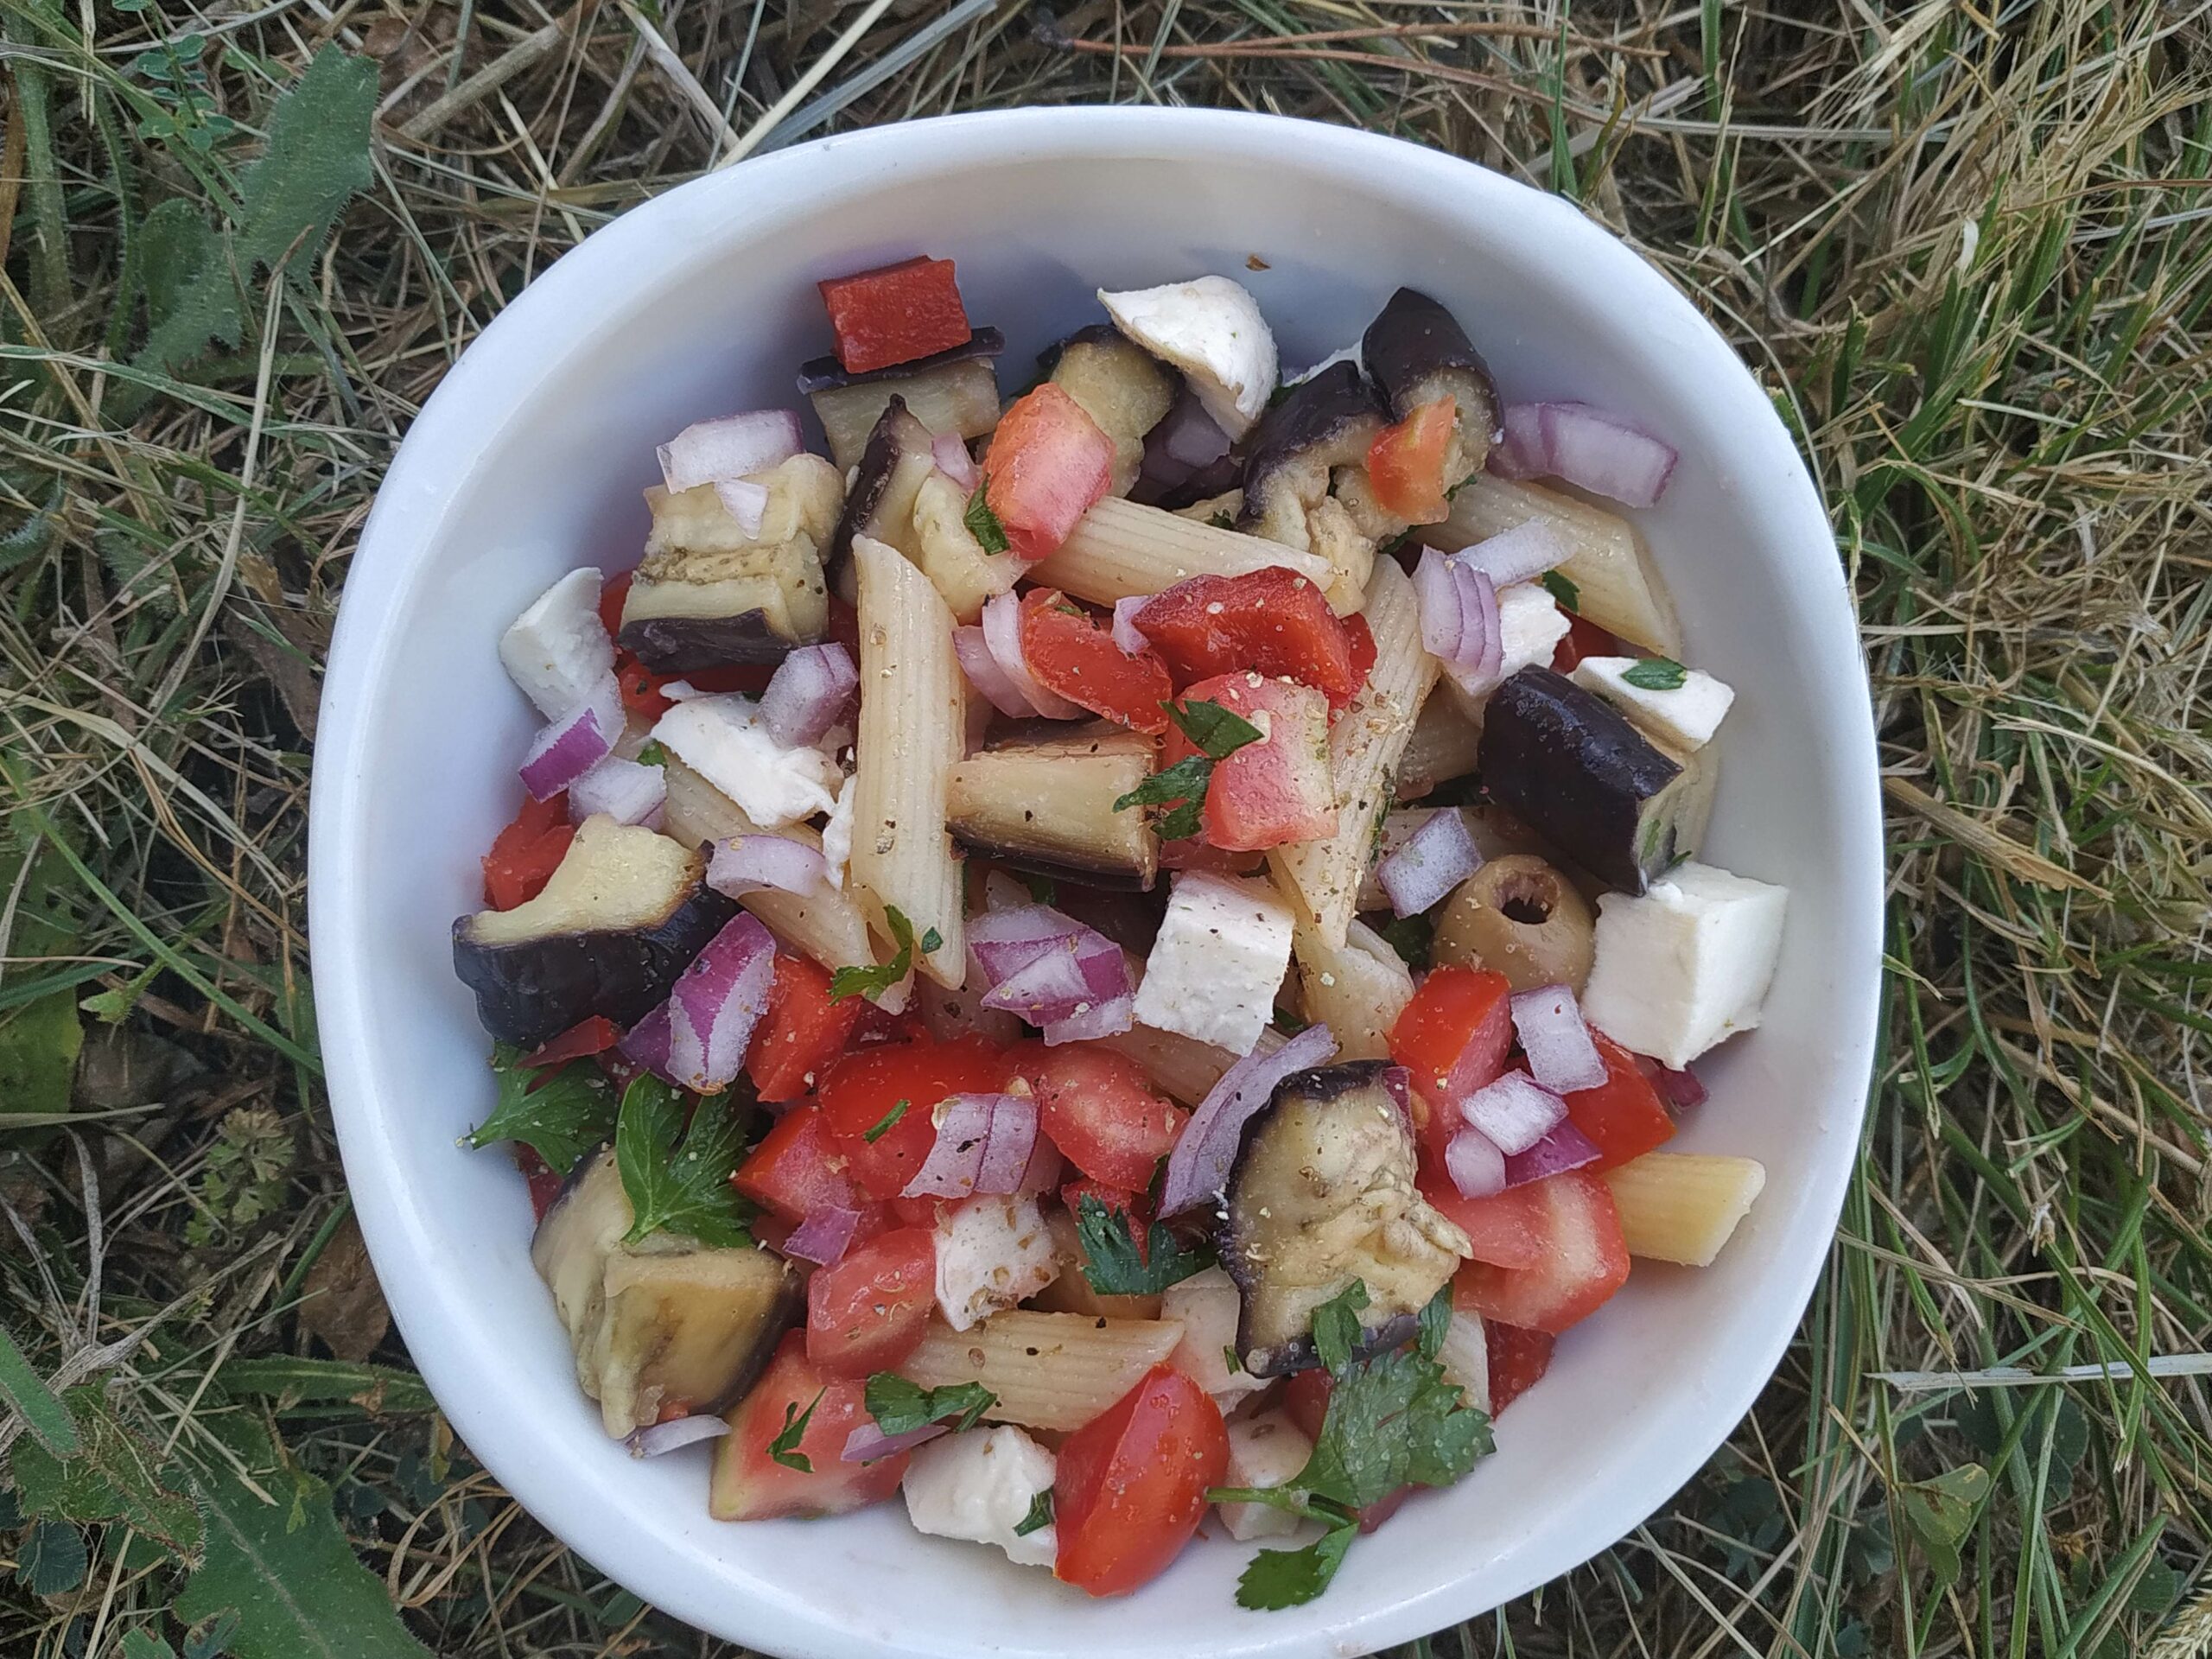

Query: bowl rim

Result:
[308,103,1883,1658]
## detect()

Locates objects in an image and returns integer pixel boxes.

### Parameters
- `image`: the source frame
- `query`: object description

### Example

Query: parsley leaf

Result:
[613,1075,756,1248]
[964,484,1010,555]
[1014,1489,1054,1537]
[1539,569,1580,612]
[1310,1281,1370,1375]
[466,1045,616,1175]
[1170,697,1265,759]
[634,739,668,766]
[861,1099,909,1144]
[769,1389,824,1471]
[1270,1006,1311,1036]
[1622,656,1688,690]
[863,1373,996,1437]
[1019,871,1059,906]
[1417,1283,1452,1361]
[1208,510,1236,530]
[830,905,942,1002]
[1072,1193,1216,1295]
[1236,1522,1357,1611]
[1375,912,1435,970]
[1110,698,1264,842]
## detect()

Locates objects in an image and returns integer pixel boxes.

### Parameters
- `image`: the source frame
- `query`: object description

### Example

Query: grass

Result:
[1,0,2209,1654]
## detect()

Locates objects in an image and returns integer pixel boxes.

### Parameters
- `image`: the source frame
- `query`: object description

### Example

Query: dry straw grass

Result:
[0,0,2208,1654]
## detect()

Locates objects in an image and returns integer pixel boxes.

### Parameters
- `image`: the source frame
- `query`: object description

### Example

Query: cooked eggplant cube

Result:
[1044,325,1177,496]
[1235,362,1388,548]
[946,726,1159,889]
[1360,287,1497,484]
[1219,1060,1470,1377]
[453,816,736,1046]
[799,329,1006,472]
[830,396,939,570]
[1477,666,1707,893]
[531,1145,632,1362]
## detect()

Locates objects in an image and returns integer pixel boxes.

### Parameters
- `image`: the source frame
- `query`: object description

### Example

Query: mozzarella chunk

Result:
[902,1427,1057,1567]
[819,772,856,888]
[933,1195,1059,1332]
[1216,1411,1313,1541]
[1581,861,1789,1067]
[1098,276,1279,440]
[1434,1307,1491,1414]
[500,568,614,720]
[1571,656,1736,751]
[650,694,841,830]
[1160,1268,1264,1406]
[1497,582,1572,677]
[1130,871,1294,1054]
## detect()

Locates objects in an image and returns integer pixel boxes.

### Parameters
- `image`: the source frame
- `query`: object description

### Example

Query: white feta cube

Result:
[1097,276,1279,439]
[1216,1411,1313,1542]
[499,568,614,721]
[901,1427,1058,1568]
[1130,870,1294,1054]
[1160,1268,1264,1406]
[933,1195,1059,1332]
[650,694,841,829]
[1497,582,1572,677]
[1572,656,1736,751]
[818,772,856,888]
[1580,861,1789,1067]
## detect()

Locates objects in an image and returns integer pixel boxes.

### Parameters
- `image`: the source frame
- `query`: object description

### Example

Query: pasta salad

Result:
[451,256,1789,1608]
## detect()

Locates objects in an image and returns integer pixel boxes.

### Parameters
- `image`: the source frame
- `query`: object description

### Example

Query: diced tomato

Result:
[597,569,633,636]
[889,1193,950,1229]
[1159,672,1334,852]
[519,1015,623,1070]
[816,1034,1019,1200]
[817,256,972,376]
[1417,1165,1548,1271]
[1452,1170,1630,1335]
[983,385,1115,561]
[828,594,860,654]
[1275,1371,1405,1529]
[1018,588,1172,734]
[1388,966,1515,1161]
[1366,396,1456,522]
[731,1104,868,1223]
[1133,568,1370,712]
[710,1333,908,1520]
[614,652,669,722]
[1563,1033,1675,1169]
[1482,1319,1555,1415]
[482,791,574,911]
[1549,611,1617,673]
[515,1145,563,1222]
[805,1227,936,1377]
[1020,1046,1185,1191]
[1053,1364,1228,1597]
[747,956,865,1104]
[1059,1178,1146,1224]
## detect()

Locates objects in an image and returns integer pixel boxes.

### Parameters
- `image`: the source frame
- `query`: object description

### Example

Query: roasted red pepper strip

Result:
[1135,568,1370,712]
[482,791,573,911]
[817,256,972,375]
[1018,588,1172,734]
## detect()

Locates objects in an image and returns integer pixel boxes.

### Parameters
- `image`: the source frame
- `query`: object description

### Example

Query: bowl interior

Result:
[311,110,1879,1659]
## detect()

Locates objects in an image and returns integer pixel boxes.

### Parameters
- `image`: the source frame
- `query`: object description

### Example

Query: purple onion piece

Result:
[1157,1022,1338,1216]
[1650,1059,1707,1109]
[1376,804,1484,917]
[709,834,829,899]
[900,1095,995,1198]
[567,753,665,826]
[1445,559,1503,696]
[1509,985,1609,1095]
[760,643,859,747]
[782,1205,864,1266]
[657,410,804,493]
[931,432,981,490]
[979,946,1093,1021]
[1459,1071,1569,1157]
[1485,404,1548,480]
[1041,993,1135,1046]
[1109,596,1151,656]
[626,1414,732,1458]
[973,1094,1039,1195]
[1503,1117,1604,1187]
[954,626,1041,718]
[712,478,770,537]
[520,702,613,800]
[619,1002,674,1078]
[842,1419,949,1465]
[1454,520,1570,588]
[1535,401,1678,508]
[664,912,779,1091]
[1445,1126,1507,1199]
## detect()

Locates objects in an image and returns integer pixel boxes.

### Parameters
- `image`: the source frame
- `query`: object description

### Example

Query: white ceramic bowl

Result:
[310,107,1882,1659]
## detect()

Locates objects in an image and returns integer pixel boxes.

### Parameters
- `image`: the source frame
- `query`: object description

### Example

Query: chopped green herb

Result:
[1539,569,1580,613]
[1208,510,1236,530]
[1169,697,1265,760]
[861,1099,910,1144]
[1417,1283,1452,1361]
[1375,912,1435,970]
[1072,1193,1216,1296]
[634,739,668,766]
[769,1389,824,1472]
[1270,1006,1311,1036]
[613,1075,755,1249]
[964,483,1010,554]
[466,1045,616,1175]
[1310,1281,1370,1374]
[1224,1344,1244,1376]
[1111,698,1265,843]
[1014,1489,1055,1537]
[1019,871,1059,906]
[1235,1520,1357,1611]
[863,1373,996,1438]
[830,905,942,1002]
[1622,656,1688,690]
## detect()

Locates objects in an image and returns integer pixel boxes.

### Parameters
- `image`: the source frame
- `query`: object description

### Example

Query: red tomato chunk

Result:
[1483,1319,1556,1416]
[1563,1033,1675,1169]
[805,1226,936,1377]
[481,791,573,911]
[983,385,1115,561]
[816,1034,1018,1201]
[1160,672,1335,852]
[1366,395,1457,522]
[711,1333,907,1520]
[746,955,864,1104]
[1053,1364,1228,1597]
[1387,964,1514,1163]
[1134,568,1372,712]
[731,1104,868,1224]
[817,256,972,376]
[1452,1170,1630,1335]
[1021,1045,1186,1191]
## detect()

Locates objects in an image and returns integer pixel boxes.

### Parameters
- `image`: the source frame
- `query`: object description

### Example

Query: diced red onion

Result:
[520,702,613,800]
[618,1002,673,1077]
[1015,1125,1064,1197]
[1042,993,1134,1046]
[663,912,779,1091]
[842,1419,948,1465]
[1453,521,1570,588]
[1459,1071,1568,1157]
[1486,404,1548,480]
[967,906,1131,1030]
[980,945,1092,1019]
[1503,1116,1603,1185]
[1110,597,1152,656]
[1486,402,1677,508]
[1376,805,1484,917]
[1158,1022,1338,1216]
[783,1205,863,1266]
[967,903,1084,963]
[759,643,858,748]
[657,410,804,493]
[1414,546,1503,695]
[568,754,665,826]
[982,592,1083,719]
[902,1093,1038,1200]
[1649,1058,1707,1109]
[1510,985,1608,1094]
[626,1414,732,1458]
[1445,1126,1507,1199]
[1135,388,1234,503]
[932,433,981,490]
[712,478,770,537]
[709,835,828,899]
[953,626,1040,718]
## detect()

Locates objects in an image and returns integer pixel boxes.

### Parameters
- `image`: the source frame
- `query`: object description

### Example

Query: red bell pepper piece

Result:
[746,954,865,1104]
[1549,610,1618,673]
[1017,588,1173,734]
[519,1015,623,1071]
[482,791,574,911]
[1387,965,1515,1162]
[982,385,1115,561]
[1483,1319,1556,1415]
[817,256,973,376]
[1159,672,1335,851]
[1563,1033,1675,1169]
[1134,568,1370,712]
[1366,395,1456,522]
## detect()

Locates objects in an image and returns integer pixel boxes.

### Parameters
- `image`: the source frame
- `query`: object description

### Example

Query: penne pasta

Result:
[1032,498,1339,611]
[1602,1152,1766,1267]
[1099,1020,1287,1106]
[661,756,875,974]
[1434,1306,1491,1414]
[1268,559,1440,950]
[1396,689,1484,799]
[851,535,967,988]
[1294,916,1414,1061]
[897,1311,1185,1431]
[1434,474,1682,656]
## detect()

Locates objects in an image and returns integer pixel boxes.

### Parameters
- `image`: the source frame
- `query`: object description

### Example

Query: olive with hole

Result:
[1432,853,1596,993]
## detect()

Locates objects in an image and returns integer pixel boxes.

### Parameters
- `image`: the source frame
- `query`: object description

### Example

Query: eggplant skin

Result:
[1361,288,1494,416]
[1235,363,1388,534]
[453,881,736,1047]
[615,610,807,673]
[795,326,1006,395]
[1219,1059,1470,1377]
[830,396,938,568]
[1477,666,1685,893]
